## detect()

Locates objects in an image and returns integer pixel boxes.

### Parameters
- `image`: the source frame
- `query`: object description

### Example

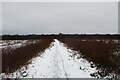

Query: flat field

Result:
[1,35,120,78]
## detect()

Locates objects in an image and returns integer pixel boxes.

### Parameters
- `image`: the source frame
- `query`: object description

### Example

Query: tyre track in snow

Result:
[50,39,68,78]
[55,39,68,78]
[52,43,59,78]
[46,39,68,78]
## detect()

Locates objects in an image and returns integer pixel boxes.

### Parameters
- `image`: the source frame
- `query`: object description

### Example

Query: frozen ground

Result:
[1,39,99,78]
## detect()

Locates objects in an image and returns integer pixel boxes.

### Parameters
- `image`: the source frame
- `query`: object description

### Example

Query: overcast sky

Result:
[2,2,118,34]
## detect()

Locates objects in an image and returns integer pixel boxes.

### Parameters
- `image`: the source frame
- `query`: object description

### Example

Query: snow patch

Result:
[1,39,98,78]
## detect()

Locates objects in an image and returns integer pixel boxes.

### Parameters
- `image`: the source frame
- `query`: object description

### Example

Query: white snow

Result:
[0,40,41,49]
[0,40,26,48]
[1,39,98,78]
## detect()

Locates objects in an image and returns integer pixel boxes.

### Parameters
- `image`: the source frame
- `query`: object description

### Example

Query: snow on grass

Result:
[1,39,98,78]
[54,39,97,78]
[1,40,41,49]
[1,40,27,49]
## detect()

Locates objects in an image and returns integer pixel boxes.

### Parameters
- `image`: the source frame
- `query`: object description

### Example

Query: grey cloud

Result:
[2,2,118,34]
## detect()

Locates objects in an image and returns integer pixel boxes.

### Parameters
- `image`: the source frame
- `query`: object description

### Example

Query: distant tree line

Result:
[1,33,120,40]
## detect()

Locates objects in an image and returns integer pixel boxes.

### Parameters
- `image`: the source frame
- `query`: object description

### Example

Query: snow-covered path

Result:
[1,39,98,78]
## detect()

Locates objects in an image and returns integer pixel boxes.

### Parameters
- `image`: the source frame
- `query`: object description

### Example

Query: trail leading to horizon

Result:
[2,39,98,78]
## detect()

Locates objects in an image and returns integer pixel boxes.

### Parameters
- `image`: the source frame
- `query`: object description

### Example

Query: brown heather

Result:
[59,38,120,74]
[2,39,53,73]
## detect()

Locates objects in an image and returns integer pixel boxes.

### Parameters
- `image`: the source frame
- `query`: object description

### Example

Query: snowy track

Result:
[1,39,98,78]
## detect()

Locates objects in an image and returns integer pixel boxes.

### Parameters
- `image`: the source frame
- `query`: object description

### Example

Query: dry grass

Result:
[2,36,120,76]
[59,38,120,74]
[2,39,53,73]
